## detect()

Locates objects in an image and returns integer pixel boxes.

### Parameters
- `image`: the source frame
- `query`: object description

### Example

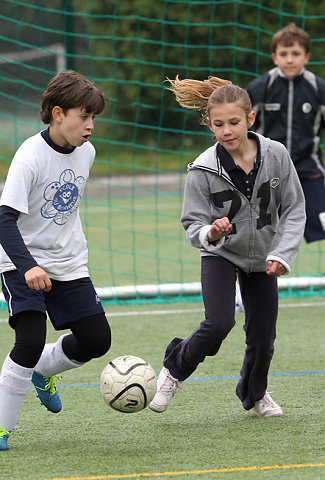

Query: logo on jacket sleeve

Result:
[41,169,85,225]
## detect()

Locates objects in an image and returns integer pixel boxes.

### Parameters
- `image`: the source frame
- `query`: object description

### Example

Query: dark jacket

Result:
[247,67,325,180]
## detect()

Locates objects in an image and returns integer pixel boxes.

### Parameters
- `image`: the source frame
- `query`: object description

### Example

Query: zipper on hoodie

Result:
[286,79,293,155]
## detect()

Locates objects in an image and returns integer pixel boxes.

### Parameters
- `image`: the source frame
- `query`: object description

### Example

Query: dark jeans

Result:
[163,255,278,410]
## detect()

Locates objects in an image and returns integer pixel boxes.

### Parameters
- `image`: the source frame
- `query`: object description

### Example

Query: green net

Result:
[1,0,325,303]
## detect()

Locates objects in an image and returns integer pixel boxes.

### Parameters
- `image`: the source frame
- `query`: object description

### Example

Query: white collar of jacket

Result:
[187,132,270,184]
[276,66,305,79]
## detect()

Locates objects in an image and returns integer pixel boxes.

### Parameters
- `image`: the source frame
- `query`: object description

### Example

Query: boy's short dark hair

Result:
[271,23,310,54]
[40,70,105,124]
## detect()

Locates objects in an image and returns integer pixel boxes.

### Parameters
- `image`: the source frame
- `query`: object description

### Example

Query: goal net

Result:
[1,0,325,303]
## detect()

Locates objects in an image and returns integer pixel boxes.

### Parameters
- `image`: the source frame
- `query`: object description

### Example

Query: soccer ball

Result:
[100,355,157,413]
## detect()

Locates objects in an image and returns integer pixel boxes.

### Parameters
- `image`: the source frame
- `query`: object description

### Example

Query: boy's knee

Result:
[91,331,111,358]
[83,324,111,359]
[11,339,45,368]
[64,316,111,362]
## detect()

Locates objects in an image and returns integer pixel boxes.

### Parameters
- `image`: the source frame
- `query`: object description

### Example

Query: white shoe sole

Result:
[253,408,283,418]
[148,403,166,413]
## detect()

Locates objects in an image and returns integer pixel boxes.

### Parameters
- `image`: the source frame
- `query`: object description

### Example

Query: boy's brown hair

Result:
[271,23,310,53]
[40,70,105,124]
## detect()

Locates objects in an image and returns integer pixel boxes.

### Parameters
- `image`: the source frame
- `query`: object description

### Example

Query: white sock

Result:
[0,355,34,432]
[35,334,84,377]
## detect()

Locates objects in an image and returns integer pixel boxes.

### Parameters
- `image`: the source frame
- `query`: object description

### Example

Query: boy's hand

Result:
[24,266,52,292]
[207,217,232,242]
[266,260,287,277]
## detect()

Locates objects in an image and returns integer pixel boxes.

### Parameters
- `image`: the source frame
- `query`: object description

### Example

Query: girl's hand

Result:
[207,217,232,242]
[266,260,287,277]
[24,266,52,292]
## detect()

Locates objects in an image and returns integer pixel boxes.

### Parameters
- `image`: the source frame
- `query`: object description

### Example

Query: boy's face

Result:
[271,41,310,78]
[50,106,96,148]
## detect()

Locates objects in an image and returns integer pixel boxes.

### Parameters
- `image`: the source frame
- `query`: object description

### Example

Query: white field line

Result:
[0,301,324,322]
[105,301,325,317]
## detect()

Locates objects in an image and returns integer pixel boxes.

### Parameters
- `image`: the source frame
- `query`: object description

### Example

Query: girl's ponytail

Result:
[166,75,231,111]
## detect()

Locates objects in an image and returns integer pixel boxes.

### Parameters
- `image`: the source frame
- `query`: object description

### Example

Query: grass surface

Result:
[0,297,324,480]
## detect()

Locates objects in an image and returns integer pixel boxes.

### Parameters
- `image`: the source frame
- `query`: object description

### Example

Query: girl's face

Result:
[206,102,255,155]
[50,106,96,148]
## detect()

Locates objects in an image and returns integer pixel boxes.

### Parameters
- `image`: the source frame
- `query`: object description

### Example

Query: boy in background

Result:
[247,23,325,242]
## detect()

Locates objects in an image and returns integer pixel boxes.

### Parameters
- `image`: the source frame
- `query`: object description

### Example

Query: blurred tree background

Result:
[1,0,325,171]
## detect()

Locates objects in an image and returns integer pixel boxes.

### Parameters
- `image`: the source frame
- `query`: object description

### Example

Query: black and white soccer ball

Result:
[100,355,157,413]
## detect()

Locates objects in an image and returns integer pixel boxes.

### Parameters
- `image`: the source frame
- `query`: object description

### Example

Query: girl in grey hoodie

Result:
[149,77,306,417]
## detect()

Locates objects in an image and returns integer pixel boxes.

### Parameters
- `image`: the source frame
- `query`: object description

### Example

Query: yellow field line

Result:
[43,462,325,480]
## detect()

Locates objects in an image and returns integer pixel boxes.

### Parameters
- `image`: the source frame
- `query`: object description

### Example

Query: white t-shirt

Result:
[0,131,95,280]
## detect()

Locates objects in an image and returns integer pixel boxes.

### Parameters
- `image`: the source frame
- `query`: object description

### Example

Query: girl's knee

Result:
[202,316,235,340]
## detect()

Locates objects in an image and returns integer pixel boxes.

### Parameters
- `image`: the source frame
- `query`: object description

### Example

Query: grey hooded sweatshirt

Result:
[181,133,306,273]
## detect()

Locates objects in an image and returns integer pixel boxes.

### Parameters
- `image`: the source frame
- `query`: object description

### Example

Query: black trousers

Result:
[163,255,278,410]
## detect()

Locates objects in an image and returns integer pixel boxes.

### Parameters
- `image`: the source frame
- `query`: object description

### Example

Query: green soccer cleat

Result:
[31,371,62,413]
[0,426,10,451]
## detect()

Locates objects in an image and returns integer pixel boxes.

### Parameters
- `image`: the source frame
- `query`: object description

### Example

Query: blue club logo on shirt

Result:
[41,169,85,225]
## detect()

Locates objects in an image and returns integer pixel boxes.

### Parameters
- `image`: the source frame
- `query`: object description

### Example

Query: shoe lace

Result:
[39,375,62,396]
[261,392,276,407]
[160,372,181,394]
[0,426,9,438]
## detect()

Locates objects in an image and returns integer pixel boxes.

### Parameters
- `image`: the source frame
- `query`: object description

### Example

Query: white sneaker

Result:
[149,367,182,413]
[253,392,283,417]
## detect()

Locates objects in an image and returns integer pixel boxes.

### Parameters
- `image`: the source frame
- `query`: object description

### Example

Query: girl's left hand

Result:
[266,260,287,277]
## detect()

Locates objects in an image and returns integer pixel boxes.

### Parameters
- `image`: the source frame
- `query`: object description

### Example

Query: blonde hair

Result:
[166,75,252,119]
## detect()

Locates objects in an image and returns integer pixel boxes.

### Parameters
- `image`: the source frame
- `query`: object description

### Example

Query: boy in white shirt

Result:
[0,70,111,451]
